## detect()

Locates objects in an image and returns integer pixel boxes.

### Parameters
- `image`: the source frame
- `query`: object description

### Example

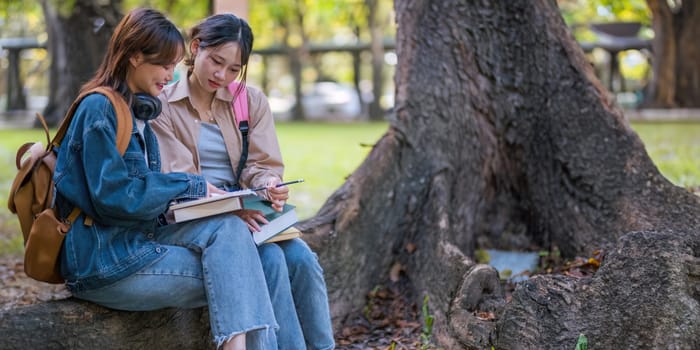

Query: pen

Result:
[250,179,305,192]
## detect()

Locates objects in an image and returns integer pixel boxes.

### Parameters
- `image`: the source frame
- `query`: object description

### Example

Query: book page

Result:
[170,189,255,210]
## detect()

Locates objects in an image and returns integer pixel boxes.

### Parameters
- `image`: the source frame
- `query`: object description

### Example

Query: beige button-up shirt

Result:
[151,79,284,193]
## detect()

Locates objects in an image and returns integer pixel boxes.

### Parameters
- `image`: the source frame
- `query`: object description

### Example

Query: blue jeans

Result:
[258,238,335,350]
[72,215,278,349]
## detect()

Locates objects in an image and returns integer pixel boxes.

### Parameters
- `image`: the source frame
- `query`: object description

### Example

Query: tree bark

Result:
[0,298,213,349]
[39,0,122,127]
[643,0,700,108]
[301,0,700,348]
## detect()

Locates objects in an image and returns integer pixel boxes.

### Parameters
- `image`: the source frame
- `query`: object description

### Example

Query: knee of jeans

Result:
[258,244,287,272]
[284,240,319,265]
[287,248,322,278]
[213,216,253,245]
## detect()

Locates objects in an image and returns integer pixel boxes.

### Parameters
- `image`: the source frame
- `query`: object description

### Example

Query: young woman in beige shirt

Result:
[151,13,335,350]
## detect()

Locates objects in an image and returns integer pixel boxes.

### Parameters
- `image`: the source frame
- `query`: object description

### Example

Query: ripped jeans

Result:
[72,215,278,349]
[258,238,335,350]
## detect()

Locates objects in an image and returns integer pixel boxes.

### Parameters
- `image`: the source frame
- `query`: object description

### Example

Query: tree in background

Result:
[5,0,698,126]
[39,0,122,126]
[364,0,393,120]
[248,0,395,120]
[559,0,700,108]
[261,0,308,120]
[35,0,209,126]
[6,0,395,123]
[644,0,700,108]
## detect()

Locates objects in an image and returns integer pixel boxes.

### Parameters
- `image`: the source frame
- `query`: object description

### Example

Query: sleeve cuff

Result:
[173,173,207,200]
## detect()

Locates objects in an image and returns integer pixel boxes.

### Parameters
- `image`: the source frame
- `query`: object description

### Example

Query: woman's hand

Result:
[233,209,268,232]
[265,178,289,212]
[206,182,226,197]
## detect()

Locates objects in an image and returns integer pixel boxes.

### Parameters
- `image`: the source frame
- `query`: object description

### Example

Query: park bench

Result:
[0,37,46,111]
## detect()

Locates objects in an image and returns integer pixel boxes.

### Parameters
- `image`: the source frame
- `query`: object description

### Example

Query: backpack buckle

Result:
[238,120,249,136]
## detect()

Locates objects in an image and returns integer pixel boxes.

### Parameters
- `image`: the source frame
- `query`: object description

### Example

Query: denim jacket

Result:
[54,93,207,293]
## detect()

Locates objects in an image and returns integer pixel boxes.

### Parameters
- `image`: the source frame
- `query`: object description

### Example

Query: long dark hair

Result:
[185,13,254,96]
[82,8,184,103]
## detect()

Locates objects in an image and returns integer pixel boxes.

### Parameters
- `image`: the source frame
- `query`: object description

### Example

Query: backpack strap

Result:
[52,87,134,225]
[52,87,132,154]
[91,87,132,154]
[227,82,249,188]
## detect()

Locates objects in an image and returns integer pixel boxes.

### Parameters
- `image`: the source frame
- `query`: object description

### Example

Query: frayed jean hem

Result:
[215,324,277,349]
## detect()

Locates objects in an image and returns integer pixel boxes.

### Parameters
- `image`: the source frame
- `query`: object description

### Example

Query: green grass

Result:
[0,122,388,256]
[0,128,48,256]
[275,121,388,219]
[0,121,697,256]
[630,121,700,188]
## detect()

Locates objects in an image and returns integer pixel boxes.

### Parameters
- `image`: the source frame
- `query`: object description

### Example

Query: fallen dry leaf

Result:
[474,311,496,321]
[389,262,403,282]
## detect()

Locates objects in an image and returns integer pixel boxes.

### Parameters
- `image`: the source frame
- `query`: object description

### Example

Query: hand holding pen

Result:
[252,179,303,212]
[250,179,305,192]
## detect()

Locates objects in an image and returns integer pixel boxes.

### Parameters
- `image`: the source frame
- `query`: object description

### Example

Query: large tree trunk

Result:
[643,0,700,108]
[39,0,122,126]
[302,0,700,348]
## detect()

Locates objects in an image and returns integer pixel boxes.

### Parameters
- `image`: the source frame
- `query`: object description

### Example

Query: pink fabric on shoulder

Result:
[227,82,249,126]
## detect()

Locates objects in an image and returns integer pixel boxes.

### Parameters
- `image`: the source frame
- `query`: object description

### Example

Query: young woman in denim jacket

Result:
[151,14,335,350]
[54,8,277,350]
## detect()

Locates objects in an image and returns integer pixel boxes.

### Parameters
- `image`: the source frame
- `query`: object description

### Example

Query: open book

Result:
[243,197,299,245]
[169,189,255,223]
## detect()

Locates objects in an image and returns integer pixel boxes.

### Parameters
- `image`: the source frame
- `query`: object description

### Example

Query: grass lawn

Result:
[630,121,700,188]
[274,121,388,219]
[0,120,697,256]
[0,121,389,256]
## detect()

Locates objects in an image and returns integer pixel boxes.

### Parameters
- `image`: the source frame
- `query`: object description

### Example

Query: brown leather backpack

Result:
[7,87,132,283]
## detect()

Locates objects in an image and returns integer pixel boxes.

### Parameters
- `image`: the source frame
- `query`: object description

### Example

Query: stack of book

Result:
[168,189,300,245]
[243,196,299,245]
[169,189,254,223]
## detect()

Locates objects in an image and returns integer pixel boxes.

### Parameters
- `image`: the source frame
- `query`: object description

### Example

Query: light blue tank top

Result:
[198,122,236,188]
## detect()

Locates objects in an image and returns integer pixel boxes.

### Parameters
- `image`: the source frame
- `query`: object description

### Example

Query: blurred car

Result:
[267,81,364,121]
[268,93,295,121]
[301,81,363,121]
